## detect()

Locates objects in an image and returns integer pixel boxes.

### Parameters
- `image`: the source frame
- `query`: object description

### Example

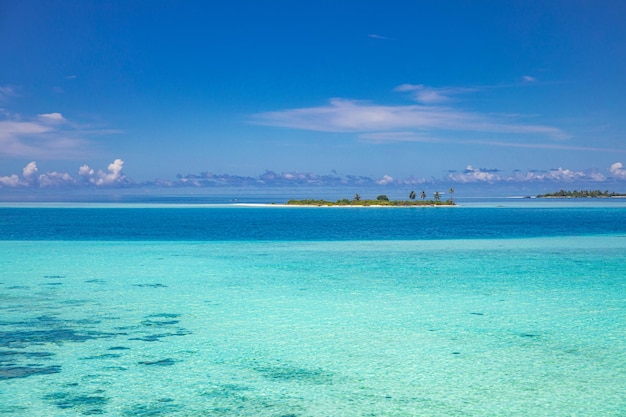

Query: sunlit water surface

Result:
[1,204,625,416]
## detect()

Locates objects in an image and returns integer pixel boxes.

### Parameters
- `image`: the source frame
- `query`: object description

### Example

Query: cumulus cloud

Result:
[78,164,94,177]
[79,159,127,185]
[610,162,626,179]
[0,159,128,188]
[447,166,502,183]
[0,174,20,187]
[376,174,395,185]
[22,161,39,179]
[99,159,125,185]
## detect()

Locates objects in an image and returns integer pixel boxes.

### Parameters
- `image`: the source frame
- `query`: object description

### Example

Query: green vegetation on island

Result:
[287,191,455,206]
[537,189,626,198]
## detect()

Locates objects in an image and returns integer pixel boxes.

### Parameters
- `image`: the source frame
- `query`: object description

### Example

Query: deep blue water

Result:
[1,205,626,241]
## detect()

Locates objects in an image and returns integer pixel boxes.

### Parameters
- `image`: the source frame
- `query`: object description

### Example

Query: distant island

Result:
[287,193,455,206]
[537,189,626,198]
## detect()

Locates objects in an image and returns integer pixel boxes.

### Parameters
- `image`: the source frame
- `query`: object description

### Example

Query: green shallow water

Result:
[1,236,625,416]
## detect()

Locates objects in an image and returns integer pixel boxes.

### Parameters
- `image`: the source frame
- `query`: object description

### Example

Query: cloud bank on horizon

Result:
[0,159,129,188]
[2,159,626,190]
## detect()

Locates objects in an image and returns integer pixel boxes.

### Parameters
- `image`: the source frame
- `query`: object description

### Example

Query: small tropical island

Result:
[287,191,456,206]
[537,189,626,198]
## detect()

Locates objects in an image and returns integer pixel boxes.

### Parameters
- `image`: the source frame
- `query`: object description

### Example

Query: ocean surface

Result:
[1,202,625,416]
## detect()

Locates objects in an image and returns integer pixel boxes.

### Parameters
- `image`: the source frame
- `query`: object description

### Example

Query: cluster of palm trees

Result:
[409,188,454,202]
[352,188,455,203]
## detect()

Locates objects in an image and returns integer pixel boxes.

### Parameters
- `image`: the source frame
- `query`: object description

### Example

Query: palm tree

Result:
[420,191,427,200]
[409,190,416,200]
[448,187,455,203]
[434,191,441,201]
[354,193,361,201]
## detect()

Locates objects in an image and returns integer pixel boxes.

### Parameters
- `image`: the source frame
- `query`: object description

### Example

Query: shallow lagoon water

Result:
[1,204,625,416]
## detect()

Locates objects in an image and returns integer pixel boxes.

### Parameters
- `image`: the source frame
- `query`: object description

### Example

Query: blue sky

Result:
[1,0,626,195]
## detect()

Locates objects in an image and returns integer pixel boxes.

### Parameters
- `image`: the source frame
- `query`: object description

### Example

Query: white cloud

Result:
[551,167,585,181]
[0,120,74,159]
[0,113,91,158]
[22,161,38,179]
[38,171,76,187]
[253,97,567,139]
[38,112,67,123]
[522,75,536,82]
[393,84,421,93]
[0,174,20,187]
[282,172,305,180]
[610,162,626,179]
[447,165,502,183]
[376,174,394,185]
[393,84,478,104]
[99,158,125,185]
[78,164,94,177]
[0,120,52,136]
[520,167,586,182]
[445,165,615,185]
[79,159,127,186]
[0,159,128,188]
[588,171,607,181]
[368,34,390,40]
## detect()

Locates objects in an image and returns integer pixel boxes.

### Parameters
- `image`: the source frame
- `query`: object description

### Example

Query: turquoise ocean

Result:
[1,201,625,416]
